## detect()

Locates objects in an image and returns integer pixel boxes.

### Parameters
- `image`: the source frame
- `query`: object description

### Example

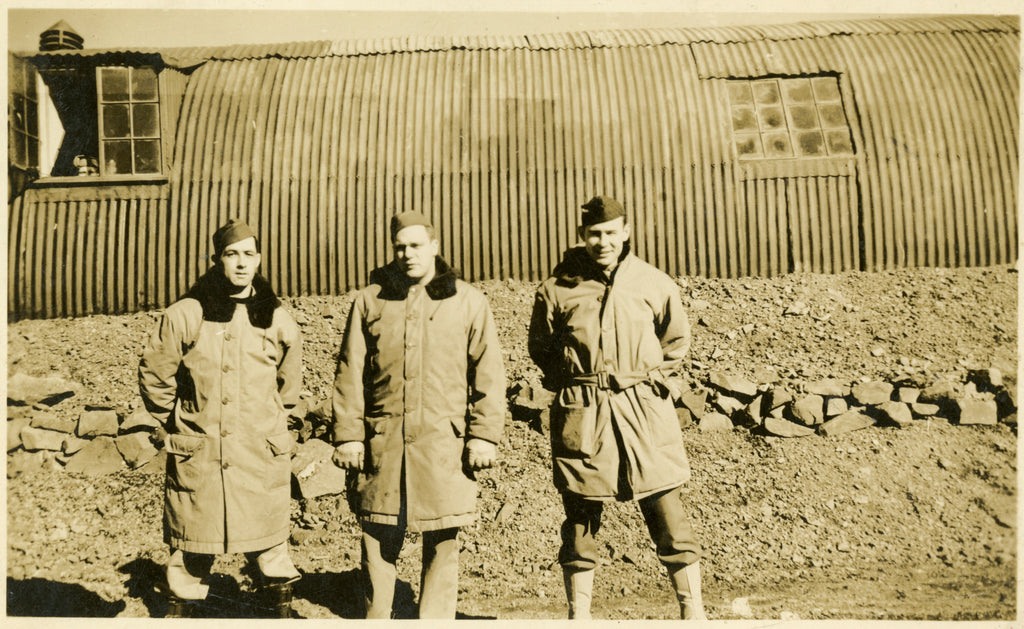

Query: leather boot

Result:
[259,581,295,618]
[562,567,595,620]
[164,596,197,618]
[669,561,708,620]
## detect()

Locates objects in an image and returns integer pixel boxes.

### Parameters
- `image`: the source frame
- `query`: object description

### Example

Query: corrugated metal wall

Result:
[8,16,1019,319]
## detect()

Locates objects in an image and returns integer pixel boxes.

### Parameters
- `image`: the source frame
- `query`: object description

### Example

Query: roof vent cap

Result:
[39,20,84,51]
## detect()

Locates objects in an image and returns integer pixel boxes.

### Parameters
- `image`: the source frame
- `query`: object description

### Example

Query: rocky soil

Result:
[6,263,1018,620]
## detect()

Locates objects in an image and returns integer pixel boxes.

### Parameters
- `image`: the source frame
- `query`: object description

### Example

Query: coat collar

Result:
[552,242,633,287]
[183,268,281,329]
[369,256,459,300]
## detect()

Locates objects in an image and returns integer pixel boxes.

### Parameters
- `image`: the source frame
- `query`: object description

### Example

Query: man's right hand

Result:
[332,442,365,470]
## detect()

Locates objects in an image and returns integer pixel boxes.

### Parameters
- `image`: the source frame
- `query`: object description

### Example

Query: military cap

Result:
[580,195,626,227]
[390,211,434,237]
[212,218,258,254]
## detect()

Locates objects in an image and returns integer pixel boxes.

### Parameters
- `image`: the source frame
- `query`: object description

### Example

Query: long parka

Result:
[332,258,505,532]
[529,245,691,501]
[139,270,302,554]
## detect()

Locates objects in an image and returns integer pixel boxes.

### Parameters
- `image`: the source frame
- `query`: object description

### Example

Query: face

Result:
[215,236,261,289]
[393,226,439,280]
[579,217,631,269]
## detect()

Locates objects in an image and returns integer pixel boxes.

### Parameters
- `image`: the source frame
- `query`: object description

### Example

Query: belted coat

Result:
[139,270,302,554]
[332,258,505,532]
[529,245,692,501]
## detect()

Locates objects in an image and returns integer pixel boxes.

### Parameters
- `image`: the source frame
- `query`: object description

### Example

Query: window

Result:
[727,76,854,160]
[96,66,161,175]
[9,56,39,173]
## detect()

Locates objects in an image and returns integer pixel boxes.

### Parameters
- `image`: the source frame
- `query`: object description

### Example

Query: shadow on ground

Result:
[7,578,126,617]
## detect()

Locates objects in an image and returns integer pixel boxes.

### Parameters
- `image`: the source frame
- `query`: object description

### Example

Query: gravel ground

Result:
[6,263,1017,620]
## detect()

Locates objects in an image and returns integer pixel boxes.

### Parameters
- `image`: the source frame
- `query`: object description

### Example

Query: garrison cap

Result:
[212,219,258,254]
[390,211,434,238]
[580,195,626,227]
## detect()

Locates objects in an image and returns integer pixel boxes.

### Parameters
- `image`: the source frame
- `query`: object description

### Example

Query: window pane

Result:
[789,105,819,130]
[102,104,131,138]
[811,77,841,102]
[103,140,132,174]
[758,106,786,131]
[752,80,780,105]
[732,107,757,132]
[134,140,161,173]
[133,103,160,137]
[727,82,753,105]
[26,100,38,135]
[12,131,27,168]
[735,133,763,159]
[131,67,158,101]
[25,68,36,100]
[782,79,812,103]
[826,129,854,155]
[10,62,24,94]
[11,94,26,131]
[796,130,826,156]
[818,103,848,128]
[28,138,38,168]
[100,67,130,102]
[762,132,792,157]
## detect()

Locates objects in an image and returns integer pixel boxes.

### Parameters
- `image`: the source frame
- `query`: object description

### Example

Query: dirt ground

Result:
[5,263,1018,620]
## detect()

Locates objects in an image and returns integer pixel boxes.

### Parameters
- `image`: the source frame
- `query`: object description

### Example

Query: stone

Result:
[8,417,30,451]
[877,401,913,427]
[764,416,815,438]
[115,432,159,469]
[120,408,161,432]
[920,379,957,404]
[737,395,764,427]
[805,379,849,397]
[62,435,89,455]
[752,366,780,384]
[715,395,744,416]
[8,450,45,478]
[818,411,875,436]
[709,371,757,399]
[968,367,1003,390]
[791,395,824,426]
[76,410,120,438]
[699,412,733,432]
[510,384,554,433]
[769,405,786,419]
[292,438,347,499]
[20,426,68,452]
[676,407,693,429]
[783,301,809,316]
[911,402,940,417]
[678,388,707,419]
[137,449,168,475]
[851,381,893,406]
[825,397,848,417]
[6,373,78,406]
[767,388,794,409]
[30,411,76,434]
[897,387,921,404]
[957,399,998,426]
[64,437,124,475]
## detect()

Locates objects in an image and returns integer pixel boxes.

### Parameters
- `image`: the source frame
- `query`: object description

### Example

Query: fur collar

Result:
[369,256,459,300]
[183,268,281,328]
[552,242,632,287]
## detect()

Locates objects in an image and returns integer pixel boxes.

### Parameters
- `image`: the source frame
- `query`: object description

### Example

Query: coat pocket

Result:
[265,431,294,491]
[636,383,682,448]
[551,402,597,458]
[266,431,295,457]
[165,433,206,493]
[366,417,390,472]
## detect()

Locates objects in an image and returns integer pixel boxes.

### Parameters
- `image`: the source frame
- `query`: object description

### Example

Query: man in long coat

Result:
[332,211,505,619]
[139,219,302,618]
[528,196,707,620]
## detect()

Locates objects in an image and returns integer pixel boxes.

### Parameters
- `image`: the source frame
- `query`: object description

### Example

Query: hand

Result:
[149,425,168,448]
[465,438,497,471]
[332,442,365,471]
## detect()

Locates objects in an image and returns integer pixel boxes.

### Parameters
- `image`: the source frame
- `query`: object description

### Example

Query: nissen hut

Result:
[7,15,1019,320]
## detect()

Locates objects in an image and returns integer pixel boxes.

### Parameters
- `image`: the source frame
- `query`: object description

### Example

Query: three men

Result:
[529,196,707,620]
[331,212,505,619]
[139,219,303,618]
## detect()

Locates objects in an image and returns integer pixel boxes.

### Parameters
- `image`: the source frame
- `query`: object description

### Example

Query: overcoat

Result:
[139,271,302,554]
[529,245,691,501]
[332,258,505,532]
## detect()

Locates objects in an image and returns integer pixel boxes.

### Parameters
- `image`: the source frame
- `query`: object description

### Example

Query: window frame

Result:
[95,65,163,177]
[9,56,40,174]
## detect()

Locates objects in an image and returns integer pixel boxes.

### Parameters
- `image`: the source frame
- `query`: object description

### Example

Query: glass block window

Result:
[9,56,39,172]
[727,76,854,160]
[96,66,161,175]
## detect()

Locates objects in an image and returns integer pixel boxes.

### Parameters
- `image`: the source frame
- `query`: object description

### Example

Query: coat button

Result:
[222,364,231,373]
[404,434,415,444]
[221,429,229,438]
[224,333,233,341]
[222,397,230,405]
[222,461,231,470]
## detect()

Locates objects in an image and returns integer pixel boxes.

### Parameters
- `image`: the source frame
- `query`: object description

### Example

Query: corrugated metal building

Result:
[7,15,1019,319]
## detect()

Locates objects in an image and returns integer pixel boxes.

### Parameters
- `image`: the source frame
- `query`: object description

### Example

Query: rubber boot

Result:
[163,596,197,618]
[669,561,708,620]
[264,581,295,618]
[562,567,595,620]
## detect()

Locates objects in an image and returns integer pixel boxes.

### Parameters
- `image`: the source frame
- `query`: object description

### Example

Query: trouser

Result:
[558,486,701,570]
[361,522,460,619]
[165,541,300,600]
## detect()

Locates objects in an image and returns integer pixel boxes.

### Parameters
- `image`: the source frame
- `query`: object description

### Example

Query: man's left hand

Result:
[465,438,497,471]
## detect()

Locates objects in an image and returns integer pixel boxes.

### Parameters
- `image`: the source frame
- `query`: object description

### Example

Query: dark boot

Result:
[259,581,295,618]
[164,596,197,618]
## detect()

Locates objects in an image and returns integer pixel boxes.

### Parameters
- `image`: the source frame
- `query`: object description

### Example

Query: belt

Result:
[570,371,662,393]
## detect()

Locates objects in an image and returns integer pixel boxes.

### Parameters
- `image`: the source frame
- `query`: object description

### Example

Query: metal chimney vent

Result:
[39,20,84,51]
